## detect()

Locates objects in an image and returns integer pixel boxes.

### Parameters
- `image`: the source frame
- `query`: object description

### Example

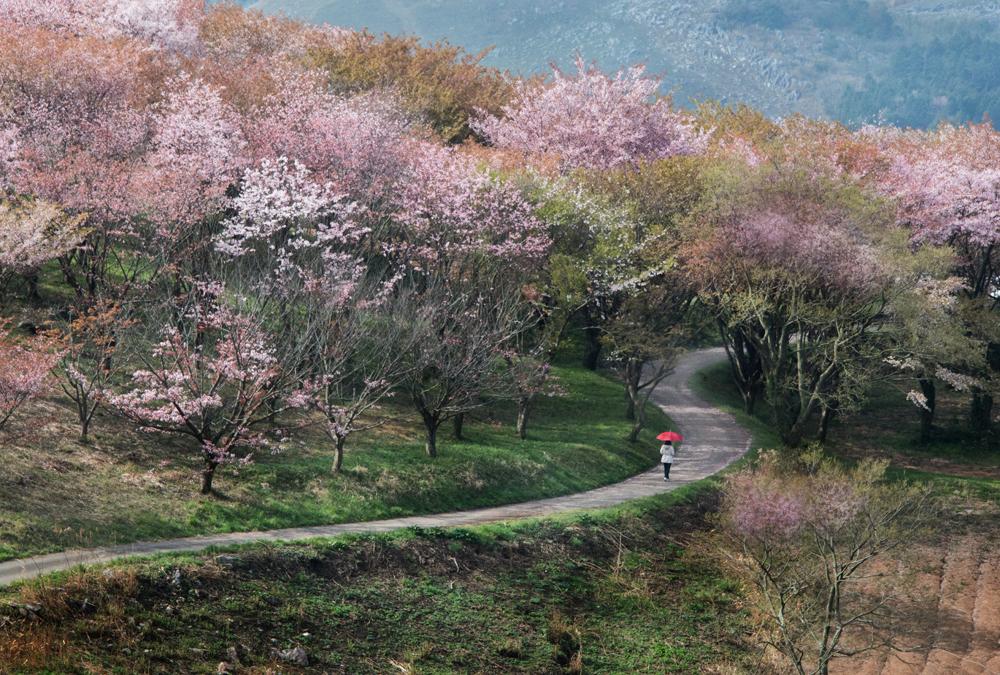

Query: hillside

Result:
[243,0,1000,127]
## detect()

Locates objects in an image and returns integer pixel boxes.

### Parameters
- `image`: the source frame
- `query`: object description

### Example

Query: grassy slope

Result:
[0,356,772,674]
[0,486,759,674]
[0,351,668,562]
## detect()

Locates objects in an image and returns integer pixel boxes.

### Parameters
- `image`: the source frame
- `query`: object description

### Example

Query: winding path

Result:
[0,348,750,588]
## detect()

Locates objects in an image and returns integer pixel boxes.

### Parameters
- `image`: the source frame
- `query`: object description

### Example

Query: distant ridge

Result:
[242,0,1000,128]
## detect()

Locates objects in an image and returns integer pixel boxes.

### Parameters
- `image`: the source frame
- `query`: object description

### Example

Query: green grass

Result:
[691,360,1000,504]
[0,485,757,674]
[0,360,671,562]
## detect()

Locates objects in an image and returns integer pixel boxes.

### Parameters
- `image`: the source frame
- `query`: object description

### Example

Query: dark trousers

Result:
[663,462,672,478]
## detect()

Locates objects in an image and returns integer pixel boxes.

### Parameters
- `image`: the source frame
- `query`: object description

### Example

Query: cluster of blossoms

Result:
[0,198,85,286]
[0,329,61,430]
[722,453,866,541]
[107,306,283,470]
[472,57,708,171]
[0,0,205,52]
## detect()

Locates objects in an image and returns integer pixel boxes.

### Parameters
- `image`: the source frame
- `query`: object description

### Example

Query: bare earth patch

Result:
[835,527,1000,674]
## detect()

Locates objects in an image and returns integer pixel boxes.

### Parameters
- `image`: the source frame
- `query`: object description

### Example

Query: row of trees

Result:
[0,0,997,498]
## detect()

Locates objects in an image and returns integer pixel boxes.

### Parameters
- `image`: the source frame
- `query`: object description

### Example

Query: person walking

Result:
[660,440,675,480]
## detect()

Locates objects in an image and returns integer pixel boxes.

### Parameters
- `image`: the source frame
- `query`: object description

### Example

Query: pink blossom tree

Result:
[689,166,893,446]
[876,123,1000,431]
[472,58,707,171]
[396,281,533,457]
[713,450,933,675]
[500,350,564,440]
[0,0,205,52]
[390,140,550,276]
[57,299,127,443]
[292,289,418,473]
[135,74,247,235]
[244,70,411,213]
[0,28,157,304]
[215,158,410,474]
[0,197,86,302]
[108,300,298,494]
[0,326,61,432]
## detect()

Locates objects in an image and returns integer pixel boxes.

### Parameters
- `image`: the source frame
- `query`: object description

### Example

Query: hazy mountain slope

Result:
[243,0,1000,126]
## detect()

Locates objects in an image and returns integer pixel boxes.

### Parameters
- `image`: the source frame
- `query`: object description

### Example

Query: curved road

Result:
[0,348,750,587]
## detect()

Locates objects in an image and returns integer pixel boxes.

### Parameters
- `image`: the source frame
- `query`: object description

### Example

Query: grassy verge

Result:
[0,482,759,674]
[0,361,672,562]
[691,360,1000,502]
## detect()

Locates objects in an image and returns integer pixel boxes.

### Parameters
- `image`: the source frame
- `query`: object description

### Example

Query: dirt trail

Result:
[0,348,751,588]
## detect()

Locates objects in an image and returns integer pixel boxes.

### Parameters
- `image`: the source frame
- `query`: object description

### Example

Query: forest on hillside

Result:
[246,0,1000,128]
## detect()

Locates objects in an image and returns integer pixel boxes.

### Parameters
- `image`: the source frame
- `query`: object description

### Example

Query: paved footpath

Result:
[0,348,750,588]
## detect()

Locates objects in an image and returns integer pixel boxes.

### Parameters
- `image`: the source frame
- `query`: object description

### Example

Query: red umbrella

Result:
[656,431,684,442]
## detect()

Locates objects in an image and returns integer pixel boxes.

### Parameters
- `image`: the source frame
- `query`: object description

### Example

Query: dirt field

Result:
[837,530,1000,675]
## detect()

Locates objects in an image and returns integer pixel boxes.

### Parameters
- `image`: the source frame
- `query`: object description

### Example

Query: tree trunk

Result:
[624,358,641,422]
[582,320,602,371]
[201,461,218,495]
[918,378,936,444]
[781,423,805,448]
[970,392,994,432]
[425,423,438,458]
[25,272,40,303]
[79,414,90,444]
[331,436,346,474]
[516,398,530,440]
[452,413,465,441]
[721,322,763,416]
[817,404,836,444]
[625,392,636,421]
[628,413,644,443]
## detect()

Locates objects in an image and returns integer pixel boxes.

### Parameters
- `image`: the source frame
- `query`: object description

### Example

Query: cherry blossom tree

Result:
[500,349,564,440]
[245,70,411,213]
[108,299,299,495]
[390,141,550,276]
[711,450,933,675]
[0,28,157,304]
[690,167,894,446]
[472,58,707,171]
[57,299,126,443]
[602,283,689,442]
[0,197,86,302]
[135,74,247,233]
[0,326,61,432]
[292,290,417,473]
[0,0,205,52]
[215,157,410,474]
[876,123,1000,431]
[396,281,532,457]
[200,2,348,64]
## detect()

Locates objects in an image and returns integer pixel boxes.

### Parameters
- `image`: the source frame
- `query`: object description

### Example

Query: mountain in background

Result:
[241,0,1000,128]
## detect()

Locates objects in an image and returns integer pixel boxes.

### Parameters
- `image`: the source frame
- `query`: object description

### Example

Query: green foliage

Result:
[306,31,516,143]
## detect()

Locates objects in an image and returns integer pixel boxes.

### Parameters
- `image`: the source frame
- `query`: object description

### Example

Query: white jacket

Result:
[660,444,676,463]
